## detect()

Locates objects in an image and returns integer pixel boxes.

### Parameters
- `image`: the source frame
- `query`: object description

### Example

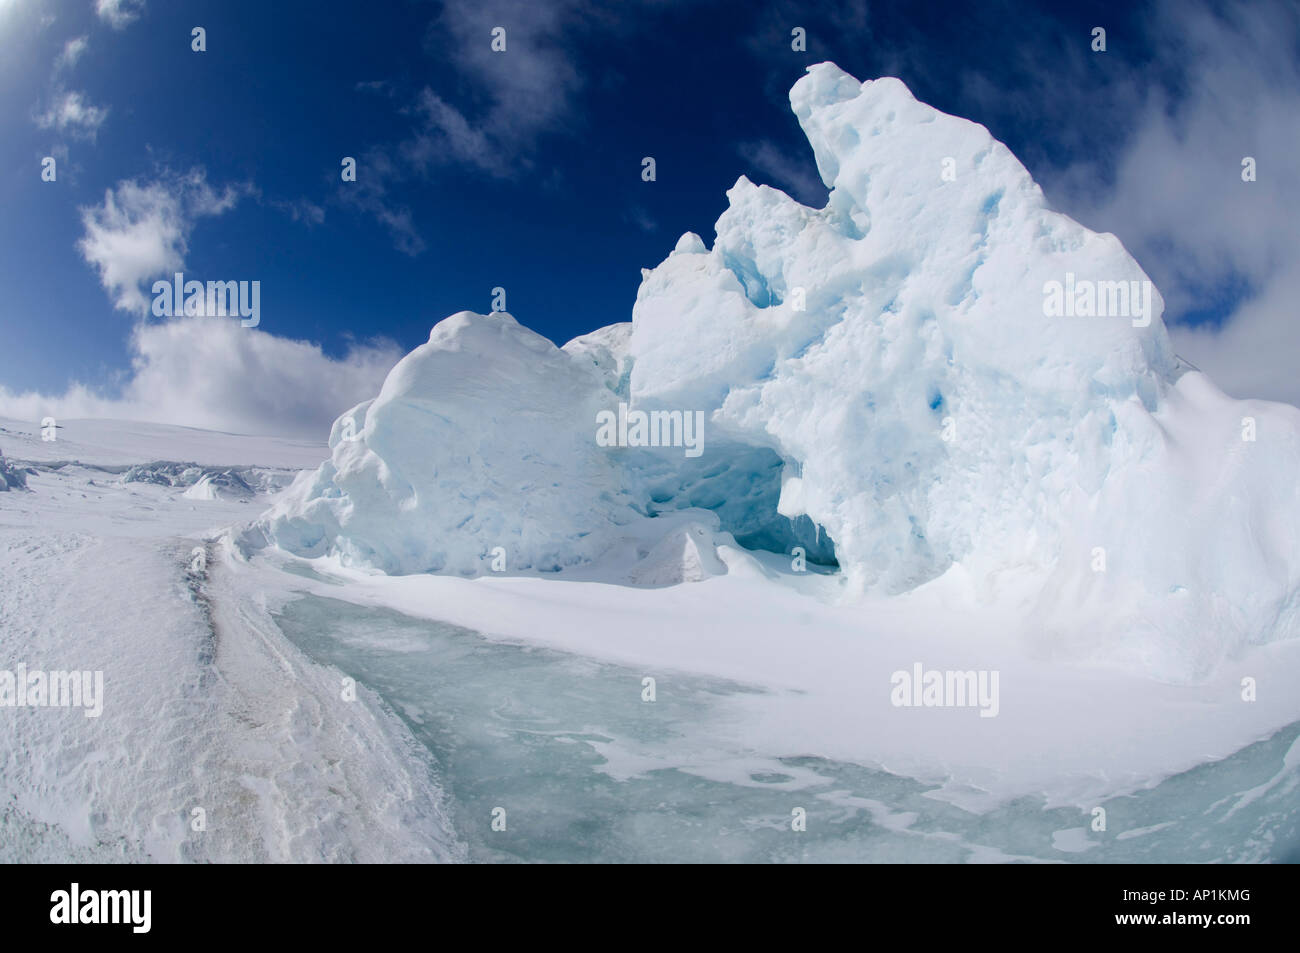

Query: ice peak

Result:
[673,231,707,255]
[790,61,863,113]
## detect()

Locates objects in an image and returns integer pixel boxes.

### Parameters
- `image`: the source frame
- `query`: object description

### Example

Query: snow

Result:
[0,451,29,491]
[243,545,1300,814]
[0,418,463,861]
[0,415,328,469]
[181,470,256,501]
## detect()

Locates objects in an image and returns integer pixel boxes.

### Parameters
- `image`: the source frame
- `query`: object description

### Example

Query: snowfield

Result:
[2,64,1297,863]
[0,416,465,862]
[4,416,1293,860]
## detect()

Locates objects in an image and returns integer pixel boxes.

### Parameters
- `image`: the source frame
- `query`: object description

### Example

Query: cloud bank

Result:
[0,318,402,440]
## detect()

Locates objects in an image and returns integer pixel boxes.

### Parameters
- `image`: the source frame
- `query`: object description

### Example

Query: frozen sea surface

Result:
[274,594,1300,863]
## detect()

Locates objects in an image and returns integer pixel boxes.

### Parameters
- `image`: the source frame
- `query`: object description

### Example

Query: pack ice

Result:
[248,63,1300,681]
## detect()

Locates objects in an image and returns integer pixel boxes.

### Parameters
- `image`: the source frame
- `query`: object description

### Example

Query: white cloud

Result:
[273,197,326,226]
[1171,267,1300,408]
[13,166,390,439]
[399,0,690,178]
[54,35,89,73]
[78,169,249,315]
[412,0,584,178]
[336,147,427,256]
[0,318,403,439]
[338,1,593,252]
[35,89,108,138]
[623,205,656,233]
[345,0,680,251]
[405,88,505,176]
[1042,1,1300,406]
[95,0,144,30]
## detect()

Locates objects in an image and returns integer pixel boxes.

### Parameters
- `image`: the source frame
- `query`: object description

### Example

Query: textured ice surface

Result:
[0,451,28,491]
[273,592,1300,863]
[252,312,643,576]
[180,470,255,501]
[251,63,1300,680]
[631,63,1182,596]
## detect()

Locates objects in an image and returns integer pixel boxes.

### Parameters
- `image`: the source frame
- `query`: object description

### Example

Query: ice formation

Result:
[0,451,28,491]
[248,63,1300,678]
[248,311,643,575]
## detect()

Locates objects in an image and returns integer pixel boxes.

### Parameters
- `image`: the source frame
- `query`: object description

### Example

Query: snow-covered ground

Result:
[2,413,1297,862]
[0,416,464,862]
[1,416,328,470]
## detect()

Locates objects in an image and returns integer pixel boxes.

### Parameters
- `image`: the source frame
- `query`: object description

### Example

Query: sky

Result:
[0,0,1296,438]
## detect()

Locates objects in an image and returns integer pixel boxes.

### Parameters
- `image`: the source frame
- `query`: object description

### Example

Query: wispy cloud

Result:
[1040,0,1300,405]
[35,89,108,138]
[54,35,89,74]
[95,0,144,31]
[623,205,657,233]
[743,0,871,57]
[344,0,681,252]
[336,147,427,256]
[39,35,105,143]
[736,139,826,207]
[78,168,250,315]
[273,197,326,226]
[403,87,507,177]
[410,0,586,178]
[354,79,395,96]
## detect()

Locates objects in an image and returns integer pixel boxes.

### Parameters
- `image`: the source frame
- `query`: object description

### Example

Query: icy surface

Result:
[271,589,1300,863]
[260,544,1300,816]
[0,451,29,491]
[181,470,256,501]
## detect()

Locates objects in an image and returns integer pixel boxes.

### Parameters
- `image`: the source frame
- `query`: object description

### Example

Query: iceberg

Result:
[248,63,1300,680]
[249,310,643,575]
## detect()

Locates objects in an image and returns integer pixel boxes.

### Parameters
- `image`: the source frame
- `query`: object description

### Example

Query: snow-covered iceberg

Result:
[247,63,1300,679]
[248,311,644,575]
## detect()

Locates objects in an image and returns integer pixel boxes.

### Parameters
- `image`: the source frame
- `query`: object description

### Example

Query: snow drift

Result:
[246,63,1300,679]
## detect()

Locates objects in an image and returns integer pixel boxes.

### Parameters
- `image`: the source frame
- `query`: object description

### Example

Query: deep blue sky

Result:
[1,0,1296,428]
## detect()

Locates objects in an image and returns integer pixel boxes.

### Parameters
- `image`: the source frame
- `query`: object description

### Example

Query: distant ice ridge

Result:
[0,451,29,491]
[247,63,1300,679]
